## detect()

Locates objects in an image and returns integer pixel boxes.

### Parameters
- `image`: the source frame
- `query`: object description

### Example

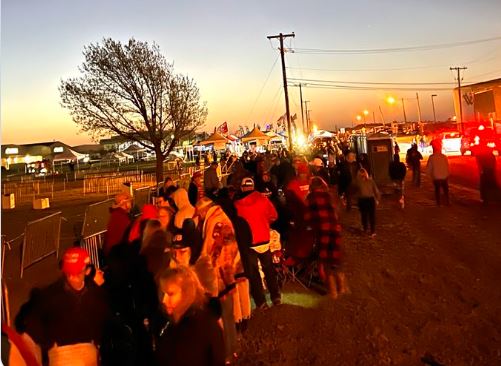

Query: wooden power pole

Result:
[267,32,295,152]
[450,66,467,132]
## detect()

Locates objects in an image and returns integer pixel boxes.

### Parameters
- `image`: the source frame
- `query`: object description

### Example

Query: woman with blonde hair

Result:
[155,266,225,366]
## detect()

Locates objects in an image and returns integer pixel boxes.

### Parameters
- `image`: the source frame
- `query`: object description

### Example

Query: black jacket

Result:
[389,161,407,181]
[17,277,111,350]
[154,307,225,366]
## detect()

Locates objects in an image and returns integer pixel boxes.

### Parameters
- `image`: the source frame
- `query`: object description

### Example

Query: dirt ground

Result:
[238,175,501,366]
[2,166,501,366]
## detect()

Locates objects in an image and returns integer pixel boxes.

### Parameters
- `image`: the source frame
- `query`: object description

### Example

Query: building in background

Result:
[453,78,501,133]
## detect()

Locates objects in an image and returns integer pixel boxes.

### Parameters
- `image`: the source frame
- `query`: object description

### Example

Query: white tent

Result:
[52,148,88,162]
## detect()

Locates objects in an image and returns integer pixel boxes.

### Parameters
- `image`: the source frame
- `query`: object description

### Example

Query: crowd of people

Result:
[7,135,497,366]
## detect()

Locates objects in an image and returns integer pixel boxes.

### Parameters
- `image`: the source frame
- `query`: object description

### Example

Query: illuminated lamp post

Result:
[363,110,369,124]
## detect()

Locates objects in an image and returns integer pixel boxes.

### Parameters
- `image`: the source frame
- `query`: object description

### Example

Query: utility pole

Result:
[267,32,295,152]
[378,105,386,127]
[304,100,310,134]
[431,94,437,123]
[450,66,467,132]
[416,92,423,134]
[299,83,305,134]
[401,98,408,123]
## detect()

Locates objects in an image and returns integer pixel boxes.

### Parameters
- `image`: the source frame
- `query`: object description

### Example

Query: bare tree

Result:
[60,38,207,182]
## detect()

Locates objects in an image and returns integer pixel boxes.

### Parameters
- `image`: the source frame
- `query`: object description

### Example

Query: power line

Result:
[246,56,279,121]
[292,35,501,55]
[287,65,443,72]
[289,82,453,91]
[288,77,457,86]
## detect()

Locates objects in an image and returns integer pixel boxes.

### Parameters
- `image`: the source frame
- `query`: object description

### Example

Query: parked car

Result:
[441,131,462,153]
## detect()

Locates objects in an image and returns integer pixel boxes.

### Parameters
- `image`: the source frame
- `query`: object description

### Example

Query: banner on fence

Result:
[21,212,62,278]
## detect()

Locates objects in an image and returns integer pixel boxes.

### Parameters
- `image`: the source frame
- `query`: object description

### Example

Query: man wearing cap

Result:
[16,247,112,365]
[235,177,281,308]
[104,192,132,256]
[311,157,330,184]
[204,161,221,199]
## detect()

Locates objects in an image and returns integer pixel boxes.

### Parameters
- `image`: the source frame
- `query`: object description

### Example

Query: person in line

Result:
[310,157,330,184]
[195,197,246,364]
[426,141,450,206]
[389,153,407,209]
[104,192,132,257]
[158,177,177,198]
[204,161,221,199]
[15,247,112,365]
[356,168,381,237]
[234,178,281,309]
[305,177,348,299]
[155,266,225,366]
[406,143,423,187]
[171,188,197,232]
[188,171,204,206]
[128,204,158,244]
[340,152,359,210]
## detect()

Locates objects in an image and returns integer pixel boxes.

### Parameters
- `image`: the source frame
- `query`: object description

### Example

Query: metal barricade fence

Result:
[20,212,62,278]
[2,281,10,326]
[81,199,114,238]
[81,230,106,269]
[133,186,152,209]
[83,171,157,195]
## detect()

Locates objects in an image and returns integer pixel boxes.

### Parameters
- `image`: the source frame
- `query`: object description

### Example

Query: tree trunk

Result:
[155,148,164,184]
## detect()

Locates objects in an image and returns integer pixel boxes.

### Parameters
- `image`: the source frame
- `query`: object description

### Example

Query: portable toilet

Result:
[366,132,393,188]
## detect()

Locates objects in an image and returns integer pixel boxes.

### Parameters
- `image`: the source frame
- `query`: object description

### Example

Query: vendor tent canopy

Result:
[265,131,286,143]
[52,148,87,162]
[199,131,229,150]
[241,127,271,144]
[312,130,335,139]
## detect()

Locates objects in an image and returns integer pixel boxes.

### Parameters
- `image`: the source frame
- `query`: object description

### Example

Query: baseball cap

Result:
[241,177,255,190]
[311,158,324,167]
[62,247,91,276]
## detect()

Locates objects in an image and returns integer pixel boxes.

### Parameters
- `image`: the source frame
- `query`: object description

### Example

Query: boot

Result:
[326,274,338,299]
[335,272,350,295]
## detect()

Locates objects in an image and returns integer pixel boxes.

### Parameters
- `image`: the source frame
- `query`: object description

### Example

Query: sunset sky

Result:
[2,0,501,145]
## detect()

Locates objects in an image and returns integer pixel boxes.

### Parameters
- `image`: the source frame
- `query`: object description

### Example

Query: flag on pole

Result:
[216,121,228,134]
[276,113,286,127]
[291,114,297,133]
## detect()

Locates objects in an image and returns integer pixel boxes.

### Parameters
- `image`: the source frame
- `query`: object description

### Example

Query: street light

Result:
[363,110,369,124]
[431,94,437,123]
